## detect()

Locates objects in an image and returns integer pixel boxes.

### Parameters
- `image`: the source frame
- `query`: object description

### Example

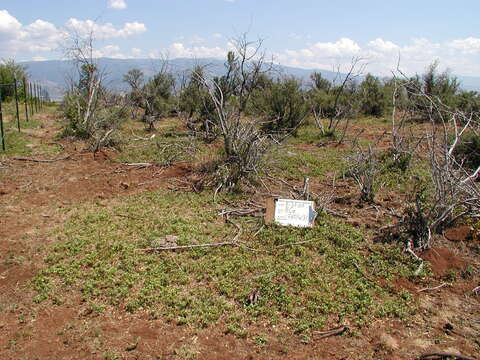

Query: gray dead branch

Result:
[12,155,71,163]
[142,241,238,252]
[417,283,449,293]
[122,162,154,168]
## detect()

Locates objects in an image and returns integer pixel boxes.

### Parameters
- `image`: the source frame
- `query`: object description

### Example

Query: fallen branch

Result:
[314,326,348,340]
[406,242,426,276]
[252,224,265,238]
[122,162,153,167]
[418,283,448,293]
[142,241,237,252]
[12,155,71,163]
[225,217,243,243]
[417,352,475,360]
[132,133,156,141]
[219,208,263,217]
[472,286,480,296]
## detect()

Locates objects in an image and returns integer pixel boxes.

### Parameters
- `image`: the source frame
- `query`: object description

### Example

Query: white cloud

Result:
[368,38,399,52]
[0,10,62,58]
[0,10,147,60]
[148,42,229,59]
[22,20,63,52]
[93,44,129,58]
[108,0,127,9]
[449,37,480,54]
[276,38,360,73]
[166,42,228,59]
[276,36,480,77]
[0,10,21,38]
[212,33,223,39]
[64,19,146,39]
[312,37,361,57]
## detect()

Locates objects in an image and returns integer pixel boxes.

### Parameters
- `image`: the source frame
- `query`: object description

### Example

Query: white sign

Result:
[274,199,317,228]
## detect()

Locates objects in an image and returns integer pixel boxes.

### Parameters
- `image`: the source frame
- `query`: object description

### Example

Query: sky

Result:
[1,0,480,77]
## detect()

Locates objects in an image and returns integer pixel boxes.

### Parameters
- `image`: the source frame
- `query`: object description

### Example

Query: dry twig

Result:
[142,242,237,252]
[122,162,153,167]
[418,283,449,293]
[314,326,348,340]
[12,155,71,163]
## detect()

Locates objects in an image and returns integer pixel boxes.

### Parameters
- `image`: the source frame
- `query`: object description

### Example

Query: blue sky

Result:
[1,0,480,76]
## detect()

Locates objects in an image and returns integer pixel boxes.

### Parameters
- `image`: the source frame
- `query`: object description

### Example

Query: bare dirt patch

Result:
[420,247,467,277]
[444,226,475,242]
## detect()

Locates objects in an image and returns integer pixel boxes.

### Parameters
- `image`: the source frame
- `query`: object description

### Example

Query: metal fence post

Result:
[39,86,43,110]
[0,92,5,151]
[34,83,38,113]
[14,78,21,131]
[29,83,34,117]
[37,84,40,112]
[23,78,29,122]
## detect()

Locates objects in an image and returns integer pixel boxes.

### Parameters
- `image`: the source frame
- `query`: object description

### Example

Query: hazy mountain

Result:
[20,57,480,100]
[17,58,350,100]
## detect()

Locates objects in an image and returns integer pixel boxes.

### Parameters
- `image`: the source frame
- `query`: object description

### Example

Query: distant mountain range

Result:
[20,57,480,100]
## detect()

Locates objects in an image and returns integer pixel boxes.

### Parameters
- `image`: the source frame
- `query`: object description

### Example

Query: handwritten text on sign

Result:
[274,199,317,228]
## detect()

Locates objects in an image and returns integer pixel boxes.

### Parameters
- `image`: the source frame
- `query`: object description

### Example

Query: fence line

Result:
[0,79,50,151]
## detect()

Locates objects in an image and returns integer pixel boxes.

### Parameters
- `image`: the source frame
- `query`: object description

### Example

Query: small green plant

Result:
[452,132,480,170]
[443,269,458,282]
[32,189,416,334]
[381,150,412,173]
[254,334,268,346]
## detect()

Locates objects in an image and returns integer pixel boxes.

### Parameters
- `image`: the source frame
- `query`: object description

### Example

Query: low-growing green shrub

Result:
[453,132,480,170]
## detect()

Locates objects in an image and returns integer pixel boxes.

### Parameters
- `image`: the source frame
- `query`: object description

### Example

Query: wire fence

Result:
[0,78,50,151]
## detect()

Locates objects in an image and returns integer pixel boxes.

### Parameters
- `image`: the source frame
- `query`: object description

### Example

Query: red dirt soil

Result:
[419,247,466,277]
[0,116,479,359]
[444,226,475,242]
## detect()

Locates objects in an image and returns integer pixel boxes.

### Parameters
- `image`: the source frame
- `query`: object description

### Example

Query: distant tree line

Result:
[122,59,480,136]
